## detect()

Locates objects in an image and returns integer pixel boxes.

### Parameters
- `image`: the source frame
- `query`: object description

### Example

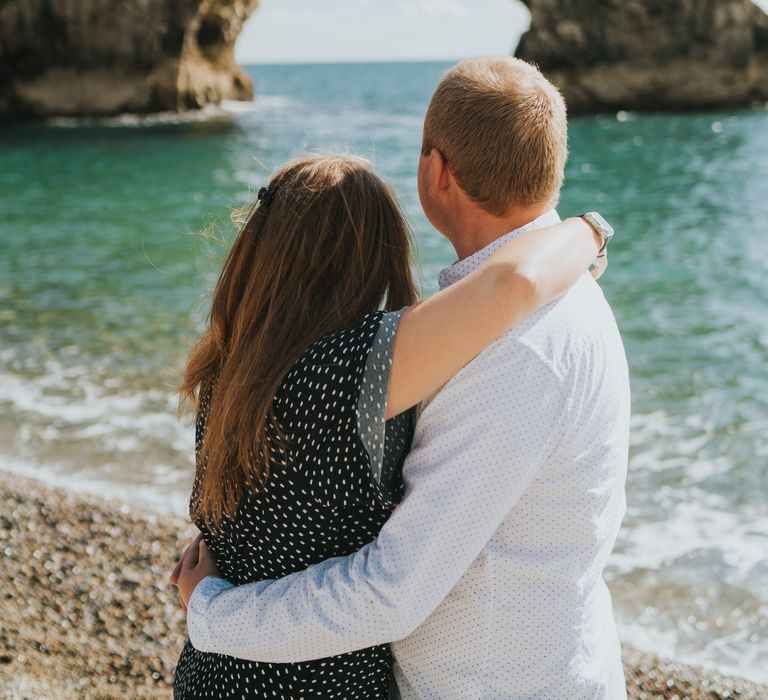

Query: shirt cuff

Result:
[187,575,235,652]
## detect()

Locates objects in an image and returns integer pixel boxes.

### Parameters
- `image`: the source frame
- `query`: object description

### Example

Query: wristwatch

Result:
[580,212,614,254]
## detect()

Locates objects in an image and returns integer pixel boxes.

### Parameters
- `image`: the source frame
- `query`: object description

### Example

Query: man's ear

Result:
[426,148,452,196]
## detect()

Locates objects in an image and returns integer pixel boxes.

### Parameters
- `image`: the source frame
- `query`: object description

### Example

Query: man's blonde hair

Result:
[422,57,568,216]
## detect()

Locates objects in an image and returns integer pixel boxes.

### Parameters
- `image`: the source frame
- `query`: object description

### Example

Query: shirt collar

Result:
[437,210,562,290]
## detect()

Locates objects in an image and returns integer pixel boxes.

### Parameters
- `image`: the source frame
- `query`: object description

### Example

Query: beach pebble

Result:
[0,471,765,700]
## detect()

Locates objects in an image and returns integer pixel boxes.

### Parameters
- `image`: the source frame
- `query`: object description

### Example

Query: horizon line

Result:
[240,56,485,67]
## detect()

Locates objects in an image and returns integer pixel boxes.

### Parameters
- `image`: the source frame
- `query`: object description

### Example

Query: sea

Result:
[1,61,767,682]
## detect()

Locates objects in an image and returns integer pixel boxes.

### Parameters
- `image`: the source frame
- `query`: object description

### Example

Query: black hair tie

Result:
[257,185,275,206]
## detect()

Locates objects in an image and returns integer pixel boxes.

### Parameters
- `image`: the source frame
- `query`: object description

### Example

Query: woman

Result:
[172,154,607,699]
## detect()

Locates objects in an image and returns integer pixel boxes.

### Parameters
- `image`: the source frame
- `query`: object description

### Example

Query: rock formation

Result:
[0,0,259,120]
[515,0,768,112]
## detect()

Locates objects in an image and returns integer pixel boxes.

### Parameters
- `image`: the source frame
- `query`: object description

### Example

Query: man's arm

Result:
[187,341,567,662]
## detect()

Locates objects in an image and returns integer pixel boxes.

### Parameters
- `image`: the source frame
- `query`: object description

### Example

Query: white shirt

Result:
[188,210,631,699]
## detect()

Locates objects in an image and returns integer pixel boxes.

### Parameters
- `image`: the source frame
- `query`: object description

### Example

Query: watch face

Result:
[587,212,614,239]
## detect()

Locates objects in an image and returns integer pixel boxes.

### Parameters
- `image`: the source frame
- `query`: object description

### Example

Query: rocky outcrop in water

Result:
[516,0,768,112]
[0,0,259,120]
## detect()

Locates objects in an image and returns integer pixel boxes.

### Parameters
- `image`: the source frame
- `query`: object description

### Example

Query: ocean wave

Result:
[45,101,266,128]
[0,365,185,440]
[610,492,768,583]
[607,407,768,683]
[618,615,768,684]
[0,453,190,517]
[223,95,300,111]
[42,95,306,129]
[0,363,195,516]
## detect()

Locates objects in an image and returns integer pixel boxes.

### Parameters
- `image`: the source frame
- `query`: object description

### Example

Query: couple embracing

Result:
[170,56,630,700]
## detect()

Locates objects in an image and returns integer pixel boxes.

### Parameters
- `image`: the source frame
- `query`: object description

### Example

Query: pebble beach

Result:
[1,471,765,700]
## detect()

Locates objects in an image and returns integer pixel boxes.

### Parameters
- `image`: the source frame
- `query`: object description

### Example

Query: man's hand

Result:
[170,533,220,611]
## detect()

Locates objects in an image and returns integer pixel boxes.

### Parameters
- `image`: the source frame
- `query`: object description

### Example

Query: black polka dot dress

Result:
[174,311,413,699]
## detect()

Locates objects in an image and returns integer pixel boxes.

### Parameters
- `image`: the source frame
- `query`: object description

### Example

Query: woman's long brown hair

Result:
[180,155,419,530]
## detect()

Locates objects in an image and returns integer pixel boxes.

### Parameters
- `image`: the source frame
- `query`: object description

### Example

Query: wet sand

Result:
[1,471,764,699]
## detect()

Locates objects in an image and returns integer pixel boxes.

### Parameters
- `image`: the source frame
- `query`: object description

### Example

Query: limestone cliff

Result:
[0,0,259,120]
[515,0,768,112]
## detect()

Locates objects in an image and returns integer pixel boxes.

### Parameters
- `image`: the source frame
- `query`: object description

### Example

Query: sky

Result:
[235,0,531,64]
[235,0,768,64]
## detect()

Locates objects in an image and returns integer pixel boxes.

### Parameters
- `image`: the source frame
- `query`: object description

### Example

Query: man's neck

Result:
[448,202,553,261]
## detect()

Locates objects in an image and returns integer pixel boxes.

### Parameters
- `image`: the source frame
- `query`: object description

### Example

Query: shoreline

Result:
[1,470,765,699]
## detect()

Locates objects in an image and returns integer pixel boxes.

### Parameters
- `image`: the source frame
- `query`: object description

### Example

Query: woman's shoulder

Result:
[284,311,386,387]
[274,311,386,413]
[304,311,385,364]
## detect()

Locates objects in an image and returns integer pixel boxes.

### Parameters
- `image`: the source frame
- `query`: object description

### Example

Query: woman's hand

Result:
[170,533,221,611]
[591,250,608,280]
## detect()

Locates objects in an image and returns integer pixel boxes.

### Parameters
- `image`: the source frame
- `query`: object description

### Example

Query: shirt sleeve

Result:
[356,309,405,486]
[187,339,570,662]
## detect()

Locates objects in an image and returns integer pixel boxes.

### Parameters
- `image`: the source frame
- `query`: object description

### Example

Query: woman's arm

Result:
[385,217,603,418]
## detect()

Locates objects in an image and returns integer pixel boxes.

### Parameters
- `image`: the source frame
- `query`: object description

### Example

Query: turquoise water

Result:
[1,62,767,681]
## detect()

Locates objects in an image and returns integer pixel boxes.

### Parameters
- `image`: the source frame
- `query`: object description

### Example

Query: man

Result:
[174,56,630,698]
